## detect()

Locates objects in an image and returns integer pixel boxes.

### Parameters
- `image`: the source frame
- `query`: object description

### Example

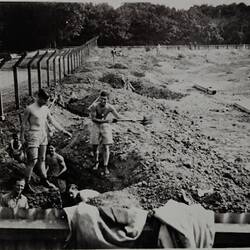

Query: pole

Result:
[46,50,56,87]
[52,51,58,85]
[27,51,39,97]
[0,91,5,121]
[37,51,48,90]
[12,53,26,110]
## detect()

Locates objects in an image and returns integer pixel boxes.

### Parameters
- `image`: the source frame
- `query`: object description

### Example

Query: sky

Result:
[3,0,250,9]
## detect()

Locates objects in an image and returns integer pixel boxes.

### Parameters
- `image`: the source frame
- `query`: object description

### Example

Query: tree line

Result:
[0,2,249,52]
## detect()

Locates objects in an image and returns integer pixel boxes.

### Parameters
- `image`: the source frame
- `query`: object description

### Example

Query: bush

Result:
[99,73,124,88]
[132,71,145,77]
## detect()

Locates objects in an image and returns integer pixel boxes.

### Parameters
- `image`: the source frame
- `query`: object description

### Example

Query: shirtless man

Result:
[89,91,121,175]
[46,144,67,192]
[8,132,26,163]
[20,89,71,192]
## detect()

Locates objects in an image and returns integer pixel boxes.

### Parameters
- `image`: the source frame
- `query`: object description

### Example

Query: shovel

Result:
[71,115,153,126]
[116,116,153,126]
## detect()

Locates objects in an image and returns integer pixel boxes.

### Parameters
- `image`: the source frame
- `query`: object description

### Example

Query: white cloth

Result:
[63,203,148,249]
[154,199,215,248]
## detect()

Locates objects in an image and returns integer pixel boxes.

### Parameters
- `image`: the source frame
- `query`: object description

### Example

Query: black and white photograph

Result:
[0,0,249,249]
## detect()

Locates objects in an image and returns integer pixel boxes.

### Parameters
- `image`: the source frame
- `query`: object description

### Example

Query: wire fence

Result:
[103,44,250,50]
[0,36,98,116]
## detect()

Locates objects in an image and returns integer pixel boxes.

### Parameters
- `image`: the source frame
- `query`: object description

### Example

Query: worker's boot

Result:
[41,178,58,190]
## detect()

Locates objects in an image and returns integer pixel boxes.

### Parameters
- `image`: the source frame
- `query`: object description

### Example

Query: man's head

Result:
[12,177,26,196]
[68,184,79,199]
[47,144,56,156]
[99,91,109,107]
[37,89,50,106]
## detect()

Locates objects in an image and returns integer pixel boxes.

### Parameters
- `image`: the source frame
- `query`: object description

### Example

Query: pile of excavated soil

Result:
[0,47,249,212]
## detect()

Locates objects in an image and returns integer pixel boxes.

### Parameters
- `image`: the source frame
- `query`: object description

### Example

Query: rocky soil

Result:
[0,47,249,212]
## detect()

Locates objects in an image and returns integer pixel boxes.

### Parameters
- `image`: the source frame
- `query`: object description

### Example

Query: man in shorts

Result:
[89,91,121,175]
[20,89,72,192]
[46,144,67,192]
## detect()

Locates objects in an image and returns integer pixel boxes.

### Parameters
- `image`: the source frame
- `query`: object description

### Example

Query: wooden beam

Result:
[234,101,250,114]
[193,84,216,95]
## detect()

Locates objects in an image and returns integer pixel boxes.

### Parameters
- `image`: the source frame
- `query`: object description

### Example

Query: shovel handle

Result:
[117,119,140,122]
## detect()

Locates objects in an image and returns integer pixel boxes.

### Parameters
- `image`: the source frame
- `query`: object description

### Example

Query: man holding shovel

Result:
[89,91,121,176]
[89,91,152,176]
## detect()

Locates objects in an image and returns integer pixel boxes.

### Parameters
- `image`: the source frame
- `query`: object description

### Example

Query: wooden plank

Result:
[193,84,216,95]
[234,101,250,114]
[215,223,250,233]
[0,219,68,230]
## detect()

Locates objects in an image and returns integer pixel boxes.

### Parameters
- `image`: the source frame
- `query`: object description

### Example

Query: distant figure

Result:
[68,184,100,204]
[46,144,67,192]
[111,48,116,64]
[20,89,72,192]
[8,132,26,163]
[0,176,29,209]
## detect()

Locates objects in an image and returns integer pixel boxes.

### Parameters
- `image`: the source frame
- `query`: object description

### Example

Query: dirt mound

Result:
[66,93,99,117]
[89,190,141,209]
[111,62,128,69]
[99,73,124,89]
[131,80,186,100]
[131,71,146,77]
[99,73,185,100]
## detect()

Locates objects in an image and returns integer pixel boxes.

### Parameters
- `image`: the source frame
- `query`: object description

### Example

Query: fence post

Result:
[58,51,62,85]
[76,49,79,68]
[77,48,82,67]
[27,51,39,97]
[73,50,77,70]
[73,50,76,69]
[0,91,5,121]
[46,50,56,87]
[70,50,74,73]
[67,50,71,75]
[52,51,58,85]
[12,53,27,110]
[62,49,70,77]
[37,51,48,91]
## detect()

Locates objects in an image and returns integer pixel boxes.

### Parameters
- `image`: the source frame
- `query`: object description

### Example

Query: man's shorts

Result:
[25,130,48,148]
[90,123,113,145]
